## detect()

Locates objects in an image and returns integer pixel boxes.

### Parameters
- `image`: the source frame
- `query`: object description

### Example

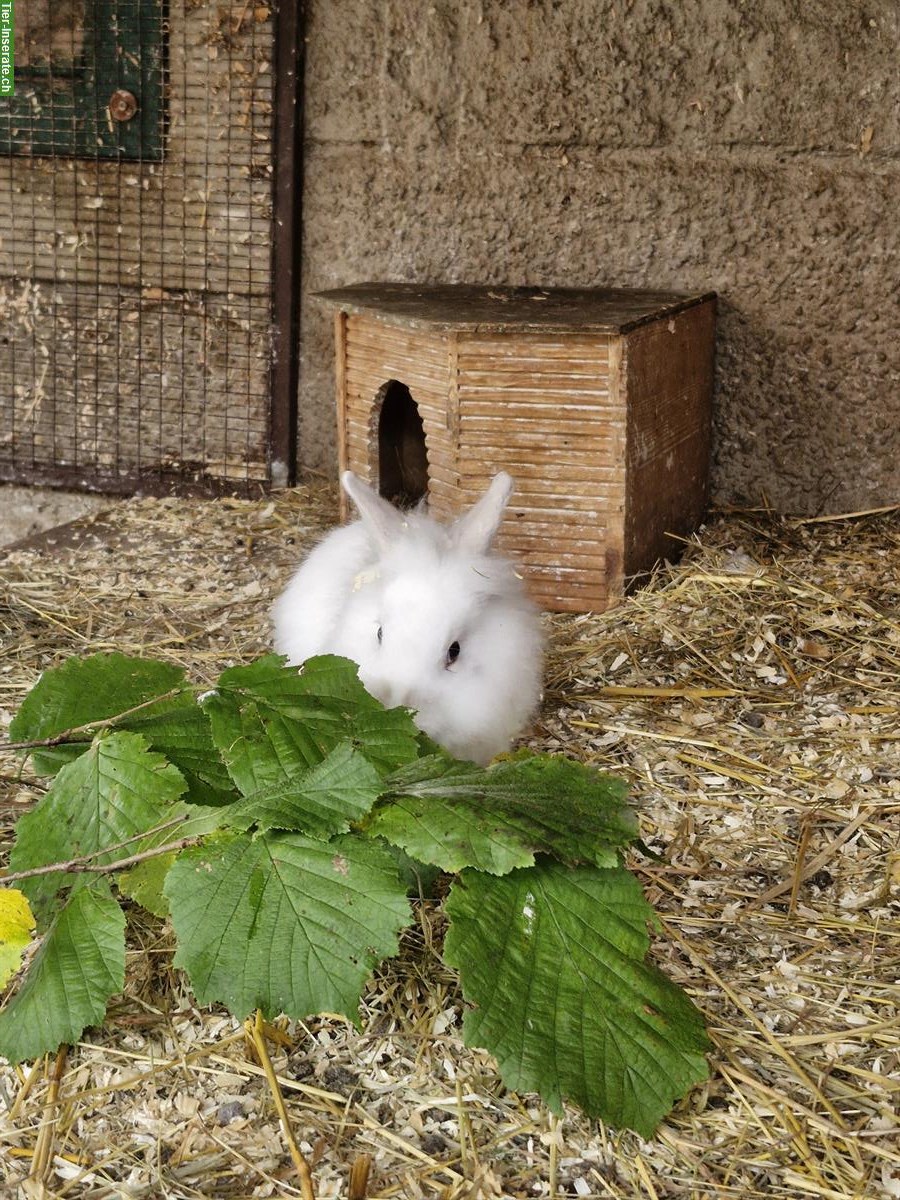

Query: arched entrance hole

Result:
[376,380,429,508]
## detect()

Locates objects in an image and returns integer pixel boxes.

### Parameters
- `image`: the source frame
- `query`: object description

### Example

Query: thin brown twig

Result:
[232,0,252,34]
[348,1155,372,1200]
[748,808,872,911]
[592,685,741,699]
[247,1010,317,1200]
[788,814,816,918]
[0,687,188,754]
[4,812,187,880]
[2,834,204,885]
[8,1062,42,1122]
[29,1046,68,1184]
[788,502,900,525]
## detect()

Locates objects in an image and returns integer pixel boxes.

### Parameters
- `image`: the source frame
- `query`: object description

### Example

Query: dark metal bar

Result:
[0,462,267,500]
[268,0,305,488]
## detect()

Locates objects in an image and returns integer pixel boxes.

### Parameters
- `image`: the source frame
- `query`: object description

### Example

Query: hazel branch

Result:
[2,834,202,885]
[0,688,189,753]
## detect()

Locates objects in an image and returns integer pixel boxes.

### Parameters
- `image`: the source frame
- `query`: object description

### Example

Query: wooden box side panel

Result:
[455,332,625,612]
[338,313,460,519]
[623,300,716,579]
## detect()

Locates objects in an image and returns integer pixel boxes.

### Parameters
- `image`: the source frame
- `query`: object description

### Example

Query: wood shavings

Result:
[0,491,898,1197]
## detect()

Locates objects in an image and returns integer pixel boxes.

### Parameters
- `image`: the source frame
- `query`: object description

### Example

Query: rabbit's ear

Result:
[342,471,404,550]
[451,472,514,554]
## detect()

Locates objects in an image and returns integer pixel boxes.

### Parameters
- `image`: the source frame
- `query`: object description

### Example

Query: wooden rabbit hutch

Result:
[320,283,716,613]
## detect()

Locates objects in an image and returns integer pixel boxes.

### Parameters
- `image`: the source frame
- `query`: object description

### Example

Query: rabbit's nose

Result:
[377,679,420,712]
[387,685,414,710]
[365,677,408,711]
[377,684,399,708]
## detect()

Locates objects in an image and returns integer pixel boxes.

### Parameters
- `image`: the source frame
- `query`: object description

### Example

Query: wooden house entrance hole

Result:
[376,380,429,508]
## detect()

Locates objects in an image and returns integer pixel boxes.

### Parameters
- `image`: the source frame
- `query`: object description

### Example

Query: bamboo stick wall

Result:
[454,332,622,610]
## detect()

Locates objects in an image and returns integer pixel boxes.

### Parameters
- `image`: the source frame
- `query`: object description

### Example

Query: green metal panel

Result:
[0,0,163,160]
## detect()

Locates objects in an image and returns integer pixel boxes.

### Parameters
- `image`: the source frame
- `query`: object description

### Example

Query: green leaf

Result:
[123,702,237,807]
[219,654,385,711]
[165,830,412,1023]
[444,861,709,1137]
[9,653,188,775]
[204,691,279,795]
[379,842,444,899]
[223,740,386,838]
[0,881,126,1064]
[117,852,179,919]
[9,731,187,923]
[0,889,36,989]
[204,654,421,795]
[369,752,637,875]
[116,804,225,918]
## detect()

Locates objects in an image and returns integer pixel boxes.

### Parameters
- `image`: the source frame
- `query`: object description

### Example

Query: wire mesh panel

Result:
[0,1,283,493]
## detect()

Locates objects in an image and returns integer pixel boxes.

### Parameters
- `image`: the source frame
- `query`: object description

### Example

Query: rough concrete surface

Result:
[297,0,900,513]
[0,485,113,549]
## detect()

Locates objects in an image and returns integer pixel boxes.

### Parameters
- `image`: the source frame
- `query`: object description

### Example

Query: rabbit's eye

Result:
[446,640,461,667]
[377,625,383,644]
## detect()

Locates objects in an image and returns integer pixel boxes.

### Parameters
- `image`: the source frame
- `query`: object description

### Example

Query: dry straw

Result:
[0,487,898,1198]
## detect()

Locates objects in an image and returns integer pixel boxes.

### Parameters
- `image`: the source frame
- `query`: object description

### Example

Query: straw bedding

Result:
[0,486,897,1199]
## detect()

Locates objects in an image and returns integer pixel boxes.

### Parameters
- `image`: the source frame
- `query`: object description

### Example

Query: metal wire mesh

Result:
[0,1,280,494]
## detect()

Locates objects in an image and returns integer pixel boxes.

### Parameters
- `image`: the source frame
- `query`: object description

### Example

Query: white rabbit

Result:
[272,471,544,765]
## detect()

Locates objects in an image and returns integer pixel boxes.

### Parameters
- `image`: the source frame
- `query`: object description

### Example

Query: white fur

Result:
[271,473,544,765]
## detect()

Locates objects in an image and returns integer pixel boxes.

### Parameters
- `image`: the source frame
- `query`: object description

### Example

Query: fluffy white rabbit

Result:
[272,471,544,764]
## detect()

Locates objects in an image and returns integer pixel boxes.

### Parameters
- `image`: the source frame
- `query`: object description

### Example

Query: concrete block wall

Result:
[297,0,900,514]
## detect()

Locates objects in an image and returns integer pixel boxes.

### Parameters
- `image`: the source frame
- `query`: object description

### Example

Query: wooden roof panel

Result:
[318,282,716,334]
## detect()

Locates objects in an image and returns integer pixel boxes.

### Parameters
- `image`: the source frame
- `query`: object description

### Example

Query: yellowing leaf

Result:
[0,889,37,989]
[0,881,125,1064]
